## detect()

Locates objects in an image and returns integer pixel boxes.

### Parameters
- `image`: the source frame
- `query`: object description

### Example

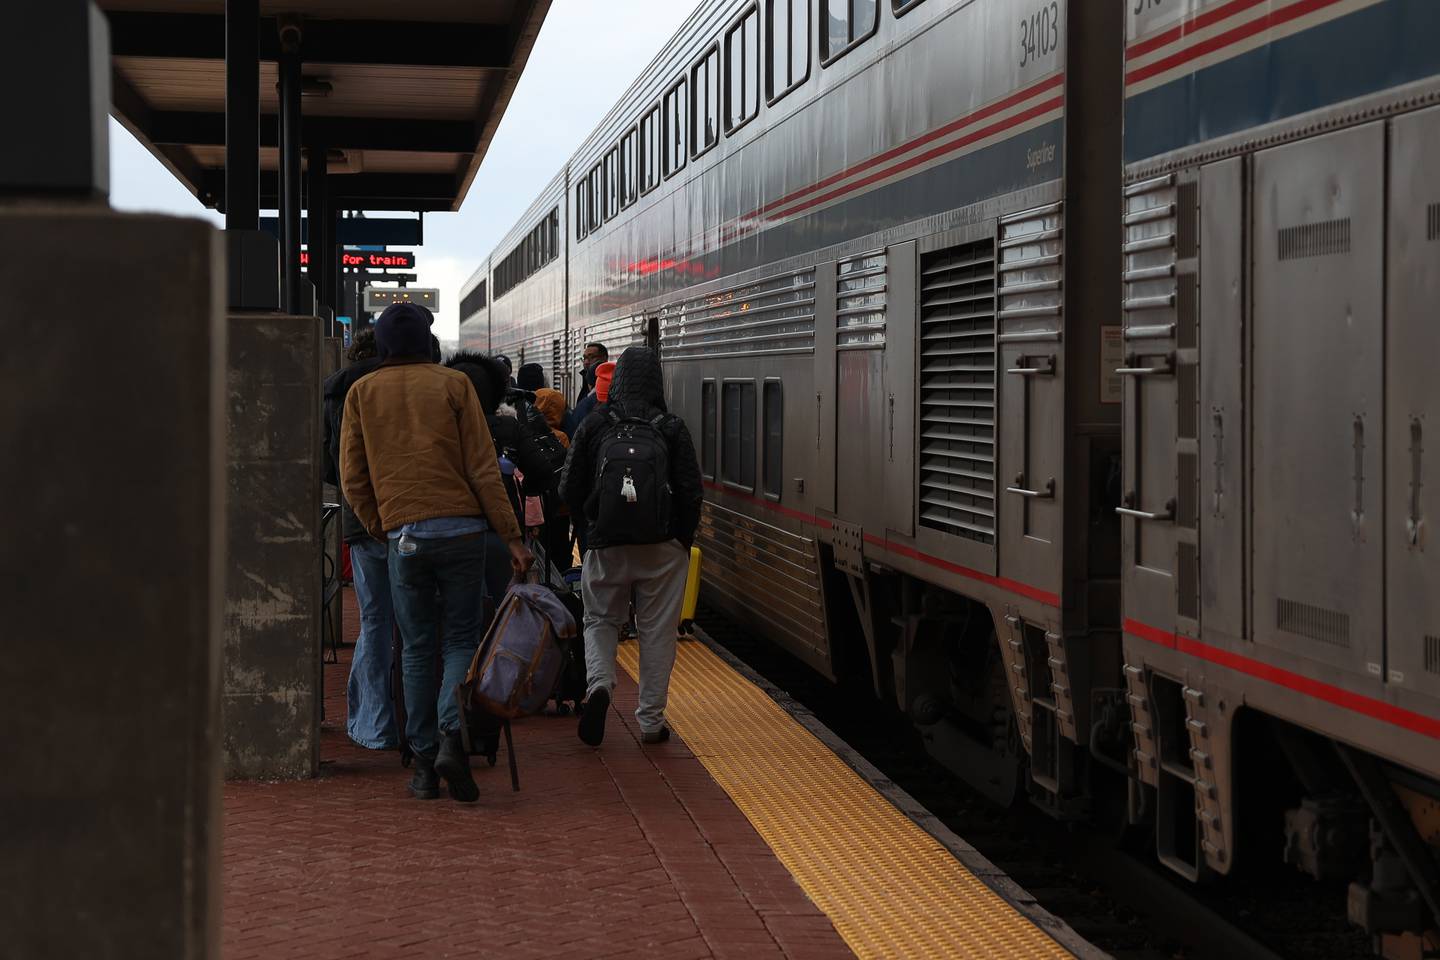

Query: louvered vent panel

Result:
[1278,218,1352,260]
[1425,635,1440,675]
[660,268,817,360]
[1428,203,1440,242]
[1277,598,1351,648]
[836,251,887,348]
[917,239,997,542]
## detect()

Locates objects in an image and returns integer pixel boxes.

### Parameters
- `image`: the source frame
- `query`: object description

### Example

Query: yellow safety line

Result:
[618,640,1073,960]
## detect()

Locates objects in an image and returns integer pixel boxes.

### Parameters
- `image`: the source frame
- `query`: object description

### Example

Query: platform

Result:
[221,589,1086,959]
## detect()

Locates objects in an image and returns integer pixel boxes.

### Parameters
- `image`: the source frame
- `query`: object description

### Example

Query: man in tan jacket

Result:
[341,302,532,803]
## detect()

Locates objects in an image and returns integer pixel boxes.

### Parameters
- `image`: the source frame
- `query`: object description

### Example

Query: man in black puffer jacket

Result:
[560,346,703,748]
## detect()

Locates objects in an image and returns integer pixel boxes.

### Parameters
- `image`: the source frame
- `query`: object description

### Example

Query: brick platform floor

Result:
[222,588,854,960]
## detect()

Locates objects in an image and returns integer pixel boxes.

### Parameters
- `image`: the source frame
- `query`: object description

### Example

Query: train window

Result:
[721,380,757,490]
[604,146,620,220]
[821,0,879,64]
[575,182,587,241]
[640,104,663,193]
[762,380,783,500]
[587,163,602,232]
[701,380,717,479]
[893,0,927,14]
[725,5,761,134]
[690,45,721,158]
[766,0,810,103]
[663,78,688,178]
[620,126,639,208]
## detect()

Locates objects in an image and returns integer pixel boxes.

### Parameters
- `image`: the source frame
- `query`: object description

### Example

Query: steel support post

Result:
[305,143,330,325]
[224,0,259,231]
[277,24,303,315]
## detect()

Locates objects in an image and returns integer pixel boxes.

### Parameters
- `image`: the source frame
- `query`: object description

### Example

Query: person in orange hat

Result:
[565,359,617,440]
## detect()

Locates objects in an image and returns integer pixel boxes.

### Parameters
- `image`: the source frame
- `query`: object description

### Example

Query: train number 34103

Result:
[1019,2,1061,68]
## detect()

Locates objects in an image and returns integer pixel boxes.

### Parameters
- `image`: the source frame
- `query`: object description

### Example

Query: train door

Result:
[997,205,1064,599]
[1198,158,1246,643]
[834,250,890,534]
[1119,175,1192,638]
[883,242,918,538]
[1252,123,1385,680]
[1385,107,1440,701]
[813,261,837,516]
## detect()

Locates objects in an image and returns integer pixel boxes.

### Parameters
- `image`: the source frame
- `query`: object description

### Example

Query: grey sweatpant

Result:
[581,540,690,733]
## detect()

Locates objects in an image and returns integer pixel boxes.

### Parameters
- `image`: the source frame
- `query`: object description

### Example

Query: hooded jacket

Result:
[339,361,523,544]
[559,346,703,550]
[322,357,384,542]
[531,388,571,448]
[447,352,559,496]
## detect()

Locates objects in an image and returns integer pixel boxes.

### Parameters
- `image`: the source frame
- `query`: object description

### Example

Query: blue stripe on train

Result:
[584,117,1066,315]
[1124,0,1440,165]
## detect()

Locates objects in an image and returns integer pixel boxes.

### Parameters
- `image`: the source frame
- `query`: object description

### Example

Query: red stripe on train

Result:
[1125,0,1270,62]
[699,481,1060,608]
[1125,0,1350,86]
[763,94,1067,223]
[1125,618,1440,740]
[749,72,1066,222]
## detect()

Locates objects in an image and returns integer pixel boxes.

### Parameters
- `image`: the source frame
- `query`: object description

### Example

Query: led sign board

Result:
[364,287,440,313]
[301,250,415,269]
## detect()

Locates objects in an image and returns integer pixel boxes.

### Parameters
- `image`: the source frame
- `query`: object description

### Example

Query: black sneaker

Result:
[641,727,671,745]
[409,751,440,800]
[435,732,479,803]
[578,687,609,746]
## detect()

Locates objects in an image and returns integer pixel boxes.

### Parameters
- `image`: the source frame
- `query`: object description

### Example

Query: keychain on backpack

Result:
[621,470,638,503]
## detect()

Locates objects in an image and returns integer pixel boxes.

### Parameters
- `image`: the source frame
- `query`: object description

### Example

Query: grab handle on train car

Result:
[1007,474,1055,499]
[1116,352,1175,377]
[1005,354,1056,377]
[1116,494,1175,522]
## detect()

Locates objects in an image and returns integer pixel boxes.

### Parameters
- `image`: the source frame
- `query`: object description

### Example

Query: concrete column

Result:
[0,207,225,959]
[224,313,324,779]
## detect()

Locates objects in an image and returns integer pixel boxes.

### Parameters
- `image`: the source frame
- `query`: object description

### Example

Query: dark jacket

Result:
[564,389,597,439]
[323,357,383,542]
[560,346,703,550]
[447,354,558,497]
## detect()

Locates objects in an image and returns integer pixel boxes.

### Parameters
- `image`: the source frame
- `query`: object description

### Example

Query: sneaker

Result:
[578,688,610,746]
[435,732,479,803]
[408,751,440,800]
[641,727,671,745]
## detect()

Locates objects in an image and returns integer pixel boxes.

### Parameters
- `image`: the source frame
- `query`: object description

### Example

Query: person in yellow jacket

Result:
[341,302,533,804]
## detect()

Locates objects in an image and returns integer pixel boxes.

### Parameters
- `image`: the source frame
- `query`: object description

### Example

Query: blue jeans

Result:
[347,538,397,749]
[388,533,489,757]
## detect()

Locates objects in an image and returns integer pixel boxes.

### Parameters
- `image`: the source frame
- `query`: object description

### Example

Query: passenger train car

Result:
[459,1,1439,951]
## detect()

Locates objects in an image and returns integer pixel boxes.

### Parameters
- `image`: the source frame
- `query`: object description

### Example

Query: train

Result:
[458,1,1440,954]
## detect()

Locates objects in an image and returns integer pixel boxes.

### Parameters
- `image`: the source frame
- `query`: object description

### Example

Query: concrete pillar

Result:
[0,206,225,959]
[224,313,324,779]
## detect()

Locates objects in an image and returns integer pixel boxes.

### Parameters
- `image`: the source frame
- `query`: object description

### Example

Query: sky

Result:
[107,0,705,344]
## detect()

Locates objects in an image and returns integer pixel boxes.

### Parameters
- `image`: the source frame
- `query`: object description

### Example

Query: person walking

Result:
[560,346,702,747]
[341,303,533,802]
[322,328,396,751]
[565,359,614,442]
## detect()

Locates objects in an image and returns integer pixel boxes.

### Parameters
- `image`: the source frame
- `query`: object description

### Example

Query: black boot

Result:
[409,751,439,800]
[578,687,609,747]
[435,731,479,803]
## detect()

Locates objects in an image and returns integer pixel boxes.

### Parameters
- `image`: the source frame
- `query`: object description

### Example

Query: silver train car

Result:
[459,0,1439,950]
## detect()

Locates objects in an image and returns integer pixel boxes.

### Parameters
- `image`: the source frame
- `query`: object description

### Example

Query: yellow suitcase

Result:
[679,546,702,636]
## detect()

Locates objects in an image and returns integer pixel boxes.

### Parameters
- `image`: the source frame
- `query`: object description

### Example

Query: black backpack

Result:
[588,410,674,545]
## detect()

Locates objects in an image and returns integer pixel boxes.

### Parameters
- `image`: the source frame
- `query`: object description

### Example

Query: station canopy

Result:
[98,0,552,211]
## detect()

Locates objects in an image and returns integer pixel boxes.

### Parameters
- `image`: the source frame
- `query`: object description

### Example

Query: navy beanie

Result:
[516,362,546,391]
[374,302,435,360]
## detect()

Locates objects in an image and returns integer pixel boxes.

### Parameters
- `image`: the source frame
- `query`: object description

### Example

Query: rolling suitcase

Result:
[455,582,577,790]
